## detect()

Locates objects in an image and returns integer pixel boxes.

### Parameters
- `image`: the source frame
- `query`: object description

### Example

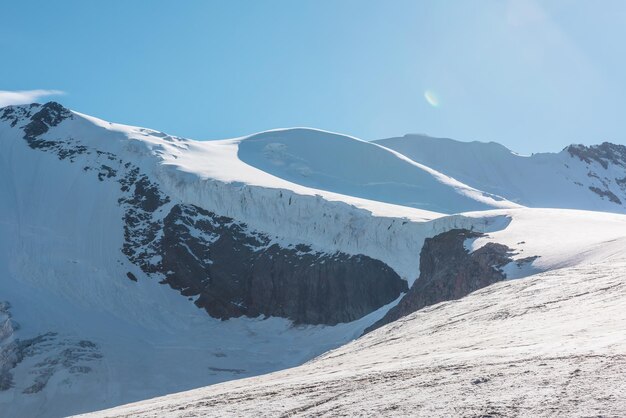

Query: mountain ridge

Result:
[375,133,626,212]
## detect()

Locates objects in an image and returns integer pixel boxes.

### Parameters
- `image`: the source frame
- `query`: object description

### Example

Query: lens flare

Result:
[424,90,439,107]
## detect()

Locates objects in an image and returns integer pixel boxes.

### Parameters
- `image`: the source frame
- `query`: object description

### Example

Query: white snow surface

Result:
[2,105,626,417]
[234,128,517,213]
[375,134,626,213]
[460,208,626,278]
[81,252,626,417]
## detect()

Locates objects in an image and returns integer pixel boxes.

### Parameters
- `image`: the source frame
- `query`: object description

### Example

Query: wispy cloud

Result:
[0,89,65,107]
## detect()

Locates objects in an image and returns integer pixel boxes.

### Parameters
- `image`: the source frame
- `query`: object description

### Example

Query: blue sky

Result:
[2,0,626,154]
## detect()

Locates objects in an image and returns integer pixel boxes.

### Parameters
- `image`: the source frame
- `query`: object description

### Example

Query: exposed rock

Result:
[0,103,41,127]
[8,101,90,162]
[23,343,102,394]
[159,204,407,325]
[562,144,626,206]
[0,302,19,344]
[208,366,245,375]
[0,302,102,393]
[23,101,73,140]
[97,165,117,181]
[566,142,626,169]
[364,229,534,334]
[118,169,170,275]
[0,332,101,394]
[588,186,622,204]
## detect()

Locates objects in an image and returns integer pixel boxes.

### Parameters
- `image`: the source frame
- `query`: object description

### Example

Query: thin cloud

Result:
[0,89,65,107]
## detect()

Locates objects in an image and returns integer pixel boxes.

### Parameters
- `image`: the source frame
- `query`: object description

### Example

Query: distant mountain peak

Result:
[0,101,72,131]
[376,134,626,211]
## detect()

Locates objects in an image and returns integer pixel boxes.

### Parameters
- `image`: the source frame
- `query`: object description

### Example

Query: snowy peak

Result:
[376,134,626,213]
[236,127,517,214]
[1,101,72,131]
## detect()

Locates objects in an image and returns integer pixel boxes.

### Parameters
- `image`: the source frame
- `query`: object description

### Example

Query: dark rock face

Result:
[113,168,407,325]
[118,168,171,275]
[23,102,73,141]
[1,101,90,162]
[160,204,407,325]
[3,101,408,326]
[588,186,622,204]
[566,142,626,169]
[0,103,41,127]
[364,229,536,334]
[565,143,626,206]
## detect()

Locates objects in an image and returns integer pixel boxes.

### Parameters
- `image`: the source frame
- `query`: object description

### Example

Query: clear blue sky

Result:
[2,0,626,154]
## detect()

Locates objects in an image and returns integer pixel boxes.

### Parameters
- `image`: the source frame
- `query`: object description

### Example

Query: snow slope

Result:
[81,251,626,417]
[376,134,626,213]
[234,128,518,213]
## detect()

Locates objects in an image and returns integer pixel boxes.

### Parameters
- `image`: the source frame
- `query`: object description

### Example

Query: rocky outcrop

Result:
[565,143,626,206]
[1,102,89,162]
[160,204,407,325]
[118,167,171,275]
[566,142,626,169]
[588,186,622,204]
[364,229,536,334]
[0,103,41,128]
[23,102,73,141]
[0,302,101,393]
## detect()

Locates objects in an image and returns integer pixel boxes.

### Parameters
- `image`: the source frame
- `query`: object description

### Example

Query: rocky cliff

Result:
[160,204,407,325]
[364,229,536,334]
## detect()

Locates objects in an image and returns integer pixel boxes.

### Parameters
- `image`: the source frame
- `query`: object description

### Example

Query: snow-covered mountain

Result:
[2,102,626,417]
[375,134,626,213]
